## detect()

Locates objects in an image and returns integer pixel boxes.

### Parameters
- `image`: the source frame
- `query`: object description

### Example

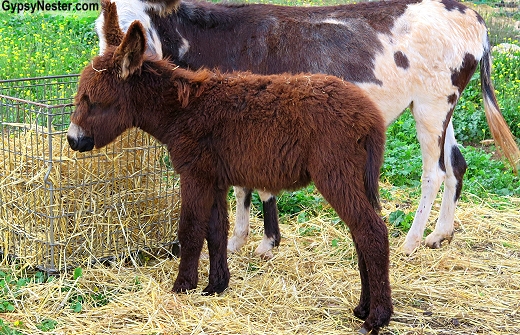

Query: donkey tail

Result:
[480,40,520,173]
[363,124,386,211]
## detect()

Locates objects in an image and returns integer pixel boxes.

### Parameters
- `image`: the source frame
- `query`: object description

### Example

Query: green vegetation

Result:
[0,12,98,79]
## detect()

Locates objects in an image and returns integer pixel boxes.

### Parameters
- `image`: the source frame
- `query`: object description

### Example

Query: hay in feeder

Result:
[0,126,179,269]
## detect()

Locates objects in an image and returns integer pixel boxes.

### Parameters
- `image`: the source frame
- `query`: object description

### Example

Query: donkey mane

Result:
[93,46,213,108]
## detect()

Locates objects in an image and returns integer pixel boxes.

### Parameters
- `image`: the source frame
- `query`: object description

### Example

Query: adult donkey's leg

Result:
[254,190,281,259]
[402,100,450,255]
[425,121,467,249]
[228,187,253,253]
[229,188,281,258]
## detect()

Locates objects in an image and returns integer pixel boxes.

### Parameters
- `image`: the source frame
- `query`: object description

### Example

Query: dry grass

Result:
[1,186,519,334]
[0,127,178,270]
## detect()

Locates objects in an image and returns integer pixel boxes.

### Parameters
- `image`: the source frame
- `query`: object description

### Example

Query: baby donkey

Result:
[67,10,391,333]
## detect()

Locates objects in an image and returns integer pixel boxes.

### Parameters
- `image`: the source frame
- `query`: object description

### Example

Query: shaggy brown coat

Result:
[67,16,391,333]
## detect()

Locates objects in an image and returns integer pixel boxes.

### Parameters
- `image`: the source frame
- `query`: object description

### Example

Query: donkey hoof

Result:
[401,236,422,255]
[358,327,379,335]
[227,236,247,253]
[202,282,228,295]
[353,305,370,320]
[173,282,196,293]
[425,231,454,249]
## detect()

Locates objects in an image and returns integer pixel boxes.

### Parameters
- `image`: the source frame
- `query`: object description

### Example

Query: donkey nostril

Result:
[67,136,78,150]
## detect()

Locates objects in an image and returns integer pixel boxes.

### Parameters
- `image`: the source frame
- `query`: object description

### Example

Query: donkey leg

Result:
[254,190,280,259]
[173,177,213,292]
[425,122,467,249]
[351,235,371,321]
[314,176,392,333]
[204,188,231,294]
[228,187,253,253]
[402,104,447,255]
[342,205,391,332]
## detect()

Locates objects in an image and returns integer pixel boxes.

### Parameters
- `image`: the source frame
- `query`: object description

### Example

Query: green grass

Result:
[0,11,98,79]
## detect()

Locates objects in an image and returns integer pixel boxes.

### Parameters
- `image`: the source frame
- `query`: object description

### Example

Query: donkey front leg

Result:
[204,187,231,294]
[254,190,281,259]
[173,176,214,293]
[228,187,253,253]
[402,103,447,255]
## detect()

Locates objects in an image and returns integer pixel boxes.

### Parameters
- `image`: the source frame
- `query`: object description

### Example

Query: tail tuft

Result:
[480,42,520,173]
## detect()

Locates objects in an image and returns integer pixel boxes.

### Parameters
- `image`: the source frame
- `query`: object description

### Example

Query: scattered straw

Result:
[0,127,179,270]
[1,185,518,334]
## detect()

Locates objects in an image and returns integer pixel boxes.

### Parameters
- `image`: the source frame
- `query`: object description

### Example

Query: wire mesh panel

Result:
[0,75,179,272]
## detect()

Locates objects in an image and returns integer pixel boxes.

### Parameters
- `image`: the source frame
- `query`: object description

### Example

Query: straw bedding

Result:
[1,184,518,334]
[0,127,178,269]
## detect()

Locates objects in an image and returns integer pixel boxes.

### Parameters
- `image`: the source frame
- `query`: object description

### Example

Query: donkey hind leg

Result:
[173,178,214,293]
[351,235,371,321]
[228,187,253,253]
[402,103,448,255]
[313,175,392,333]
[425,121,467,249]
[254,190,280,259]
[204,187,231,295]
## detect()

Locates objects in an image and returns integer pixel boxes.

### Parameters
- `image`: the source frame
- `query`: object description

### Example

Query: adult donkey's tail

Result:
[480,42,520,173]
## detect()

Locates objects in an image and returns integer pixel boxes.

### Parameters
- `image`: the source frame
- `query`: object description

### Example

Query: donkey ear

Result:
[101,0,124,47]
[141,0,181,17]
[113,21,147,79]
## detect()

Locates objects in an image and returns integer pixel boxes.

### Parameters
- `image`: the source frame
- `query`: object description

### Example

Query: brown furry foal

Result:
[67,19,391,333]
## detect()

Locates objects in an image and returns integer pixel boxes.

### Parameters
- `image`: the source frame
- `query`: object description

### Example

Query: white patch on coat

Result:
[354,0,488,254]
[228,186,250,253]
[66,122,85,140]
[96,0,163,60]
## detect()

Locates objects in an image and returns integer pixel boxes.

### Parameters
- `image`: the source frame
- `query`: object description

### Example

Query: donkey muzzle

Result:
[67,135,94,152]
[67,123,95,152]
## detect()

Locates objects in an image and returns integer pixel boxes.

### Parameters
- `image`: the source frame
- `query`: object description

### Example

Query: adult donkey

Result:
[97,0,520,256]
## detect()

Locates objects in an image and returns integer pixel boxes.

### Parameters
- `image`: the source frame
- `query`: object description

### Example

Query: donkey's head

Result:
[67,0,148,152]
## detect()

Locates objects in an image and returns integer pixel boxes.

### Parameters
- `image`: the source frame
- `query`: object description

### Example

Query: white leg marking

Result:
[257,190,274,202]
[402,103,447,255]
[228,186,250,253]
[425,122,460,248]
[254,235,275,259]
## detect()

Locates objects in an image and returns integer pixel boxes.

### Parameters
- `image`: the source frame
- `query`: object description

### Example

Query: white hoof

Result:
[424,231,454,249]
[401,234,422,255]
[254,235,275,259]
[227,236,247,253]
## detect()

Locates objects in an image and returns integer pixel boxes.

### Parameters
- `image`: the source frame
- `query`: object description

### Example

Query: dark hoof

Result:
[202,280,229,295]
[358,327,378,335]
[354,305,370,320]
[360,305,392,335]
[173,279,197,293]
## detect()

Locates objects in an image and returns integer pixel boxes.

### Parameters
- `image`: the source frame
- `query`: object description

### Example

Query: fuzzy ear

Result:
[141,0,181,17]
[101,0,124,47]
[113,21,147,79]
